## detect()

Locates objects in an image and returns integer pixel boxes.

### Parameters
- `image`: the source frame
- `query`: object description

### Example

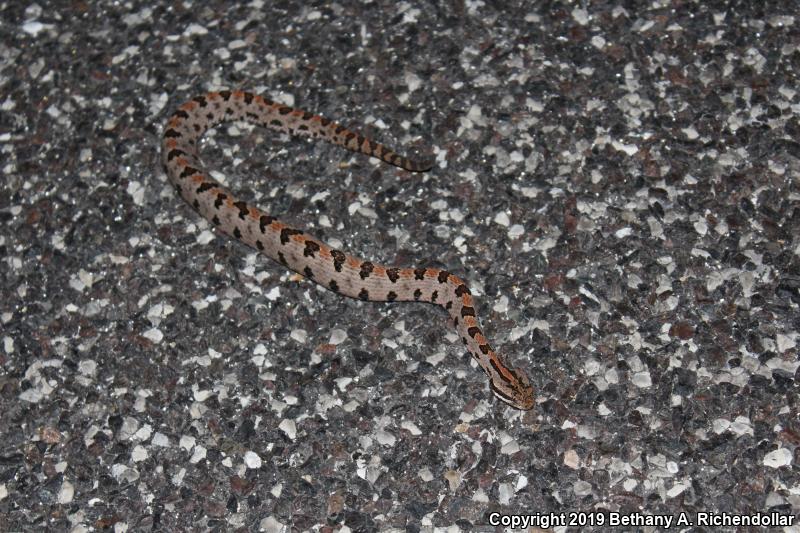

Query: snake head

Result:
[489,364,535,411]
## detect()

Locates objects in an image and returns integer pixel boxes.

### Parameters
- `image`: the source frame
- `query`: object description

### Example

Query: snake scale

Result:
[161,90,535,410]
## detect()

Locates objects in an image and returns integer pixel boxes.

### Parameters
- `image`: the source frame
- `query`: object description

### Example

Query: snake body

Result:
[161,90,535,410]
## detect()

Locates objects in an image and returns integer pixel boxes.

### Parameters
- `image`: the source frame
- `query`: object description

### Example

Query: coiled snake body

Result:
[161,90,535,410]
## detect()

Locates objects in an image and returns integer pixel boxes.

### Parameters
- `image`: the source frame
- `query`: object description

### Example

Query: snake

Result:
[161,90,535,410]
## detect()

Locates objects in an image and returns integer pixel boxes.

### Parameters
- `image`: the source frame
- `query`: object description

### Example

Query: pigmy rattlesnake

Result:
[161,90,535,410]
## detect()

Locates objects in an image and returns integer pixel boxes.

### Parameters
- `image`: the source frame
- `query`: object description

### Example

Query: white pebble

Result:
[508,224,524,238]
[131,445,148,462]
[631,371,652,388]
[572,7,589,24]
[712,418,729,434]
[126,180,145,206]
[179,435,196,451]
[376,430,396,447]
[78,359,97,377]
[190,445,207,463]
[612,140,638,155]
[329,329,347,345]
[467,104,484,124]
[493,211,510,227]
[563,449,580,469]
[133,424,152,441]
[290,329,307,343]
[400,421,422,436]
[265,286,280,301]
[279,419,296,440]
[573,480,593,496]
[260,516,286,533]
[57,480,74,504]
[244,450,262,469]
[682,127,699,139]
[763,448,792,468]
[22,21,46,36]
[192,388,213,402]
[667,481,689,498]
[197,230,215,245]
[497,482,513,505]
[184,23,208,36]
[142,328,163,343]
